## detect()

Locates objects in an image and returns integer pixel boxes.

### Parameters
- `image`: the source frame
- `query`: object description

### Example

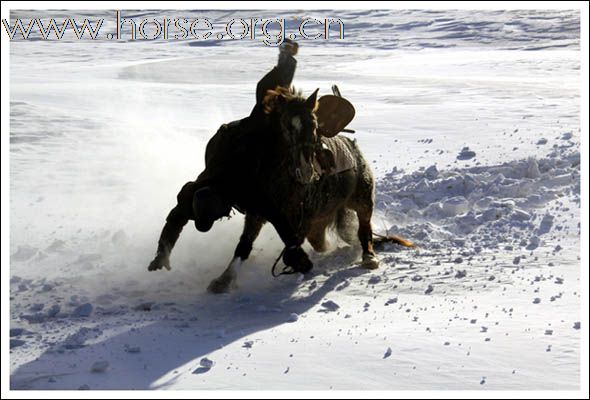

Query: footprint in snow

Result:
[319,300,340,312]
[383,347,392,359]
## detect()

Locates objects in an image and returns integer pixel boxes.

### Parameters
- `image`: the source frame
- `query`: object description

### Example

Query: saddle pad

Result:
[316,136,357,175]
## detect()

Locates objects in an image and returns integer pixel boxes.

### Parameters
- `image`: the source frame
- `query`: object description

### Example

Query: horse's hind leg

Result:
[355,205,379,269]
[306,217,331,253]
[208,213,266,294]
[350,170,379,269]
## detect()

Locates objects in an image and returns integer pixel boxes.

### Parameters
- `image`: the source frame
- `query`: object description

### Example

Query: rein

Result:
[287,139,324,184]
[271,247,298,277]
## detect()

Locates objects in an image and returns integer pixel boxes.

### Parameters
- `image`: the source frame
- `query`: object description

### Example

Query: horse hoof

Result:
[148,255,171,271]
[283,247,313,274]
[207,276,234,294]
[297,259,313,274]
[361,254,379,270]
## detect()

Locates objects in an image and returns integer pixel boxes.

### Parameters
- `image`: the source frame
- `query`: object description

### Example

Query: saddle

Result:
[315,94,355,138]
[313,90,356,177]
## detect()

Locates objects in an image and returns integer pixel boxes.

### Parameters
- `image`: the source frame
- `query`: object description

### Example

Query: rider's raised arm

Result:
[255,39,299,106]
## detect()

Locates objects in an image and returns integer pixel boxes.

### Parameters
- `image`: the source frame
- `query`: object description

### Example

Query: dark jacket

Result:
[184,52,298,225]
[255,52,297,106]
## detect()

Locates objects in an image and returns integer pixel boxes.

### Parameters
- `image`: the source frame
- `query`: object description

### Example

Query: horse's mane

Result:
[262,86,318,114]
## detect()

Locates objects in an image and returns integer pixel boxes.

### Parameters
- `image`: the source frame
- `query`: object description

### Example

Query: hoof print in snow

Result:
[135,302,154,311]
[573,322,580,330]
[124,344,141,353]
[72,303,93,318]
[10,328,31,337]
[383,347,392,359]
[385,297,398,306]
[457,147,476,160]
[90,360,109,373]
[10,339,26,349]
[319,300,340,313]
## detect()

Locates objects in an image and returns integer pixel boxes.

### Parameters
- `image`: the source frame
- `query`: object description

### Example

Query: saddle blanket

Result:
[315,136,357,176]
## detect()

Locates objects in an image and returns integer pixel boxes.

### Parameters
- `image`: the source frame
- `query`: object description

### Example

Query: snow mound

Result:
[376,146,580,251]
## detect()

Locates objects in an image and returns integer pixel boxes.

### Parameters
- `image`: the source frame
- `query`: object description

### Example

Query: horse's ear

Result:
[305,88,319,111]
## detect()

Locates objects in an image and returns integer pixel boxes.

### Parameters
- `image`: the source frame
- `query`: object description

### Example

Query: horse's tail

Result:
[333,208,415,249]
[373,232,416,248]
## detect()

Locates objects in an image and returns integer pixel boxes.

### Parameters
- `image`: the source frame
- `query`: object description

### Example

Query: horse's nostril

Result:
[192,186,232,231]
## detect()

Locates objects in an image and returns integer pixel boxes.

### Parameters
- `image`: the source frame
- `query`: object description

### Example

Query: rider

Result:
[191,38,300,228]
[148,40,301,271]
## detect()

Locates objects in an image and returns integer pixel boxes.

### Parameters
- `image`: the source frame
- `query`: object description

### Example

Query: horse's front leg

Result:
[148,206,188,271]
[148,182,195,271]
[208,214,266,293]
[269,212,313,274]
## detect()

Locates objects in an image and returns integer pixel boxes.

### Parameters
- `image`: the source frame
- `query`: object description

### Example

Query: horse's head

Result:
[192,185,232,232]
[263,87,322,183]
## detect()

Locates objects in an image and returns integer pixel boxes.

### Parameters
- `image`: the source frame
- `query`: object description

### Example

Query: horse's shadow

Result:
[11,249,371,390]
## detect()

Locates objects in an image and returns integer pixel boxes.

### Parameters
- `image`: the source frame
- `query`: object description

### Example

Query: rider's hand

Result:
[280,39,299,56]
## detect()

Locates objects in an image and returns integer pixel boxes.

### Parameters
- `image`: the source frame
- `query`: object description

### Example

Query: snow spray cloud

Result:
[7,76,274,299]
[8,48,285,299]
[2,10,345,46]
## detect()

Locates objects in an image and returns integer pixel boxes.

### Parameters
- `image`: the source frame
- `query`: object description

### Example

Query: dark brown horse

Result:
[148,87,403,293]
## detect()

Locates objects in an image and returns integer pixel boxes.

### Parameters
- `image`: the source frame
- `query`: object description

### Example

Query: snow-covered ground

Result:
[8,9,582,390]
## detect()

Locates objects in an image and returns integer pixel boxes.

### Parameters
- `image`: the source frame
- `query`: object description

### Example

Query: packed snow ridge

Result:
[376,141,580,252]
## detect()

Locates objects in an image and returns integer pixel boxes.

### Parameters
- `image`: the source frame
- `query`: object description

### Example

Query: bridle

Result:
[281,116,323,184]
